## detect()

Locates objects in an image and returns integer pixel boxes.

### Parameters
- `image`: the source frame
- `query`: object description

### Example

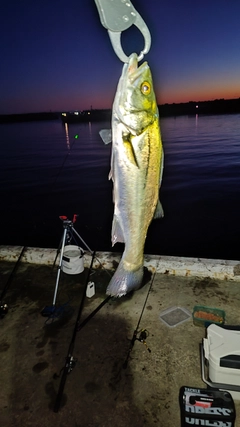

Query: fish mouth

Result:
[127,53,149,81]
[128,53,138,73]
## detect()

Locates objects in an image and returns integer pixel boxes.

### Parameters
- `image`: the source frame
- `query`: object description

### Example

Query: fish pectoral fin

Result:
[159,150,164,185]
[99,129,112,144]
[111,215,125,246]
[123,134,139,168]
[153,199,164,219]
[108,151,114,181]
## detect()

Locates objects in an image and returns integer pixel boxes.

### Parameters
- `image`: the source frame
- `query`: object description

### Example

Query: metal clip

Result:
[94,0,151,62]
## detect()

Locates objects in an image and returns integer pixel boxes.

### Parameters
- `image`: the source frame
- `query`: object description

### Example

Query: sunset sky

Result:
[1,0,240,114]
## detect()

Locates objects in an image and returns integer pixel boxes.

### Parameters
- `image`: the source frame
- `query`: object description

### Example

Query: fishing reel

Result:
[0,303,8,319]
[136,329,151,353]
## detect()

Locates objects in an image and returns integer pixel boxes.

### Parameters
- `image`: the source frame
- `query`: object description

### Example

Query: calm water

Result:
[1,113,240,260]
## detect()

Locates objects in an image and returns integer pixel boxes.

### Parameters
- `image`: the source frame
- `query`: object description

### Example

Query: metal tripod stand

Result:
[42,214,93,316]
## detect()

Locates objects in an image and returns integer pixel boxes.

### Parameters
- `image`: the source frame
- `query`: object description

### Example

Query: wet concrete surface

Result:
[0,259,240,426]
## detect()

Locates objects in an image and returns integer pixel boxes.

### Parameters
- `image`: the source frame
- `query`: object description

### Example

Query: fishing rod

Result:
[0,246,26,318]
[53,251,114,412]
[77,294,111,332]
[54,251,99,413]
[53,264,154,411]
[122,270,155,369]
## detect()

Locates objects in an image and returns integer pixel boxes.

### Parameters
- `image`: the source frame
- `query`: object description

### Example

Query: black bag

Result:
[179,386,236,426]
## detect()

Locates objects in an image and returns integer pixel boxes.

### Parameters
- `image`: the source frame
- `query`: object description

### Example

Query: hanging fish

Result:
[100,53,164,297]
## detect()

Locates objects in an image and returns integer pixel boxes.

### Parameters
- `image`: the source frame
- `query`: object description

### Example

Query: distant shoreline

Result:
[0,111,59,124]
[1,98,240,123]
[159,97,240,117]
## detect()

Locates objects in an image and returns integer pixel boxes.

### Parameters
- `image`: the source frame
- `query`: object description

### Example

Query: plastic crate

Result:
[192,305,225,327]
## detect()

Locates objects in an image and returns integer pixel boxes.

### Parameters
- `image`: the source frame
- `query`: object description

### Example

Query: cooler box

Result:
[201,324,240,399]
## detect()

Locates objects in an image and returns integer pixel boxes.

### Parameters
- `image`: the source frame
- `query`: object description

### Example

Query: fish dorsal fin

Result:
[99,129,112,144]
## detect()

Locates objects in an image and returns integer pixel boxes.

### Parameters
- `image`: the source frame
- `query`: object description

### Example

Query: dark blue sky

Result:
[1,0,240,114]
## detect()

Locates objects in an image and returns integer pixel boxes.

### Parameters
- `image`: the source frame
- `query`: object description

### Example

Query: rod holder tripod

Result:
[41,214,93,317]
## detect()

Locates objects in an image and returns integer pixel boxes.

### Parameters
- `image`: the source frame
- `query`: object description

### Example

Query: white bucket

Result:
[62,245,84,275]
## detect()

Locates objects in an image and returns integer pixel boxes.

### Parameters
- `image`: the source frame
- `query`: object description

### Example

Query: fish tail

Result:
[106,259,143,297]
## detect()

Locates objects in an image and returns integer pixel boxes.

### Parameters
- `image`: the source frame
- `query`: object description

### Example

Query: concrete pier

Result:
[1,245,240,281]
[0,245,240,426]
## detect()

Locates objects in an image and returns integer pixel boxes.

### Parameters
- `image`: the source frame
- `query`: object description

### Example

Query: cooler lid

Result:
[203,324,240,366]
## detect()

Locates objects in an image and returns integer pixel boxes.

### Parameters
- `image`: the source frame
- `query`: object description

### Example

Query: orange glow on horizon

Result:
[155,75,240,105]
[158,91,240,105]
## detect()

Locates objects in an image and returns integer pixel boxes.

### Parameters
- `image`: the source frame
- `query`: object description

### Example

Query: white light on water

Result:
[64,123,70,150]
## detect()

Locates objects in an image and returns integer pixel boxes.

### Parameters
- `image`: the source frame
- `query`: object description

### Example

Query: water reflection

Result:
[88,121,92,138]
[64,122,70,150]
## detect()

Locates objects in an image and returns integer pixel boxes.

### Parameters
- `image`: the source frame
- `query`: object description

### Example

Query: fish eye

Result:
[141,81,151,95]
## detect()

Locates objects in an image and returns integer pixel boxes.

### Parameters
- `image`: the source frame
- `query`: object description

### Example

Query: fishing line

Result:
[51,132,79,188]
[33,124,109,249]
[25,124,82,246]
